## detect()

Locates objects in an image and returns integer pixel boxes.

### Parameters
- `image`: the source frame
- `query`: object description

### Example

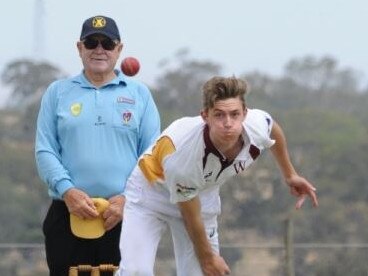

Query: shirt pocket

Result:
[112,102,138,132]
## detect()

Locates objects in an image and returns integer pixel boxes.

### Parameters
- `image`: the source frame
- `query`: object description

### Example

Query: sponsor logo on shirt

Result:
[94,115,106,126]
[117,96,135,104]
[204,171,213,182]
[208,228,216,238]
[70,103,82,116]
[176,183,196,198]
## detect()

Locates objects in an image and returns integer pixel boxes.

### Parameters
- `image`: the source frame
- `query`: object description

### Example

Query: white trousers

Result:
[115,200,219,276]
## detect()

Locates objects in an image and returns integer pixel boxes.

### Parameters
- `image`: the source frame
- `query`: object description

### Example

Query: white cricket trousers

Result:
[115,200,219,276]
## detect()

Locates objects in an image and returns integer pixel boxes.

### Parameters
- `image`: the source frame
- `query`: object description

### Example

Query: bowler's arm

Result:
[270,121,296,179]
[270,121,318,208]
[178,197,230,275]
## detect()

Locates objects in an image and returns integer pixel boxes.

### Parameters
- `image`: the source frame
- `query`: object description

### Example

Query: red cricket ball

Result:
[120,57,140,76]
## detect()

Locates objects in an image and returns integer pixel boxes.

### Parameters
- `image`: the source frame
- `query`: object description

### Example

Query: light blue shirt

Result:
[35,70,160,199]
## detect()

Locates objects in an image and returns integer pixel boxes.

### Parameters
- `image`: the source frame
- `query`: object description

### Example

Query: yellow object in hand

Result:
[70,198,109,239]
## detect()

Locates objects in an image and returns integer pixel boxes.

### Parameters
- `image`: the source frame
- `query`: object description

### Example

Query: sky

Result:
[1,0,368,105]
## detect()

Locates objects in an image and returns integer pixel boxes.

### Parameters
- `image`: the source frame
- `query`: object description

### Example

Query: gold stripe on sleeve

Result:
[138,136,176,184]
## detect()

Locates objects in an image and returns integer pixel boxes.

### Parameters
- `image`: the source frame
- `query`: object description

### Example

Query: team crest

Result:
[70,103,82,116]
[122,111,132,124]
[92,17,106,28]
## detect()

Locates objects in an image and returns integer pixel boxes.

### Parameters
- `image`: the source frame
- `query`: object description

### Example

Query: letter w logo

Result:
[234,161,247,174]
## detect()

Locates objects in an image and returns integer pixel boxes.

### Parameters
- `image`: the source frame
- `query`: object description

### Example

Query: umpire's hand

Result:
[63,188,99,219]
[103,195,125,230]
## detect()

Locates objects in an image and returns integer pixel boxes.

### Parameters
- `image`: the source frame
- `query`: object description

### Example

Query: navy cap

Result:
[80,15,121,41]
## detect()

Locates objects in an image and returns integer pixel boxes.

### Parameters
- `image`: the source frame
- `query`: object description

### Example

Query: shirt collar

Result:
[71,69,127,89]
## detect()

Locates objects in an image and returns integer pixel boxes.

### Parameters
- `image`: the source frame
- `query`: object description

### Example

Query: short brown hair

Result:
[202,76,248,110]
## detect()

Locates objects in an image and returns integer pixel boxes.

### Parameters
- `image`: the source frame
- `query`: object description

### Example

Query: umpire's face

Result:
[77,34,123,78]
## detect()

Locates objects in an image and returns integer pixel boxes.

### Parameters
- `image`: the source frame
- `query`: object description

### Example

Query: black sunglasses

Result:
[83,37,118,51]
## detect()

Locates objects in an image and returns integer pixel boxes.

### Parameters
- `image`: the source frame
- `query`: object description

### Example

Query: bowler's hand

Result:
[63,188,98,219]
[286,175,318,209]
[202,254,231,276]
[102,195,125,231]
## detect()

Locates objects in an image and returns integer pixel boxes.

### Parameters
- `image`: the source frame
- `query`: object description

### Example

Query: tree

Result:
[284,55,361,94]
[152,48,222,127]
[1,58,65,109]
[1,59,65,141]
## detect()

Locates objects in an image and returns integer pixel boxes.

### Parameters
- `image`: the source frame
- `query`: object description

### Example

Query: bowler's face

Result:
[201,97,246,146]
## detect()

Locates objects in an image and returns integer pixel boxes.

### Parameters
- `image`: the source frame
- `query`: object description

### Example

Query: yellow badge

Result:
[92,17,106,28]
[70,103,82,116]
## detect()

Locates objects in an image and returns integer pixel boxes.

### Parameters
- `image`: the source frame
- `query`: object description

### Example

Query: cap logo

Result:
[92,17,106,28]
